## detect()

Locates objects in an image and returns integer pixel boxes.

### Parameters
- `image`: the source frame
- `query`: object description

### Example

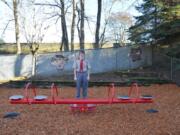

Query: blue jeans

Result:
[76,72,88,98]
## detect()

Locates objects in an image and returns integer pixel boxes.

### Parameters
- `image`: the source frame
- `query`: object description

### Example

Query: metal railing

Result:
[153,52,180,84]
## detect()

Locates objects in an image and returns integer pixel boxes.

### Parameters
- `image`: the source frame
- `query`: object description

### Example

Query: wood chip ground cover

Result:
[0,84,179,135]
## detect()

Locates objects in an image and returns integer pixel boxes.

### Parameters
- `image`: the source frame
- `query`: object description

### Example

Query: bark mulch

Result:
[0,84,180,135]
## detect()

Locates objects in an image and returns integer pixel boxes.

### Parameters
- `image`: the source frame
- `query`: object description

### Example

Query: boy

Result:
[73,50,90,99]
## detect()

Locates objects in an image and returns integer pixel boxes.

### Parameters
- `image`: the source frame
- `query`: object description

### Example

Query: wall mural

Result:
[51,54,69,70]
[130,47,142,62]
[50,53,76,70]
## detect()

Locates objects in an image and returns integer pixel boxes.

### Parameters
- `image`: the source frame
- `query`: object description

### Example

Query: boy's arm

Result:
[74,69,77,80]
[73,61,77,80]
[87,61,91,80]
[87,70,90,80]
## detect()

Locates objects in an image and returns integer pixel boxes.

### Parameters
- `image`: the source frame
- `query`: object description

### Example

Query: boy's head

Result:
[79,50,85,60]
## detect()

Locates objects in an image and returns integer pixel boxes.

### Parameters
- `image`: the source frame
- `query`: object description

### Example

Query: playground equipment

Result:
[9,83,153,112]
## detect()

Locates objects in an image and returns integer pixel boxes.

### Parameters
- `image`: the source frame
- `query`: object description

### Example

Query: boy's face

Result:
[79,52,85,60]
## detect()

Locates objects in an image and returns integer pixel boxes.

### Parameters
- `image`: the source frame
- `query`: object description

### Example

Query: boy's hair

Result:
[79,50,85,55]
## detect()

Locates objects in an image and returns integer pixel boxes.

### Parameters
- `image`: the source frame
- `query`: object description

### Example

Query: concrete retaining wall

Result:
[0,46,152,80]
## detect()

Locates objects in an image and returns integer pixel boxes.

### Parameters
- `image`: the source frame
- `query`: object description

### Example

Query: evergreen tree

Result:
[129,0,180,46]
[155,0,180,45]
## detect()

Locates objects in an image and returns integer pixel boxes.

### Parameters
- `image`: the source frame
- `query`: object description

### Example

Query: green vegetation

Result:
[0,38,5,44]
[129,0,180,51]
[0,43,115,54]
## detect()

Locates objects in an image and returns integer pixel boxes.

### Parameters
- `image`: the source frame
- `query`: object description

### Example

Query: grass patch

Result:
[0,43,115,54]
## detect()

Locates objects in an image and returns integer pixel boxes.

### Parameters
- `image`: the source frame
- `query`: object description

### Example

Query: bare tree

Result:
[21,5,49,76]
[70,0,76,51]
[13,0,21,54]
[76,2,81,45]
[60,0,69,51]
[35,0,70,51]
[76,1,94,49]
[98,0,129,47]
[99,0,115,47]
[94,0,102,49]
[79,0,85,49]
[1,0,22,54]
[107,12,133,46]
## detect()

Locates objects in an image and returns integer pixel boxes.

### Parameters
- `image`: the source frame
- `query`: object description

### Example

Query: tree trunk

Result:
[71,0,76,51]
[13,0,21,54]
[32,54,36,77]
[60,0,69,51]
[95,0,102,49]
[99,21,107,47]
[80,0,84,50]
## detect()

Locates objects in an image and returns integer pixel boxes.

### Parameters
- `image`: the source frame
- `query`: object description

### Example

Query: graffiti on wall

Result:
[50,53,77,70]
[130,47,142,62]
[51,54,69,70]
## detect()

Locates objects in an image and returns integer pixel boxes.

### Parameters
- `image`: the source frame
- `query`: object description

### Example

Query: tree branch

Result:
[1,19,14,37]
[35,3,61,9]
[1,0,13,10]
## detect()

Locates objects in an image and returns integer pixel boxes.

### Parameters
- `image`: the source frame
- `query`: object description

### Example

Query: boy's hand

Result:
[87,76,90,80]
[74,76,77,81]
